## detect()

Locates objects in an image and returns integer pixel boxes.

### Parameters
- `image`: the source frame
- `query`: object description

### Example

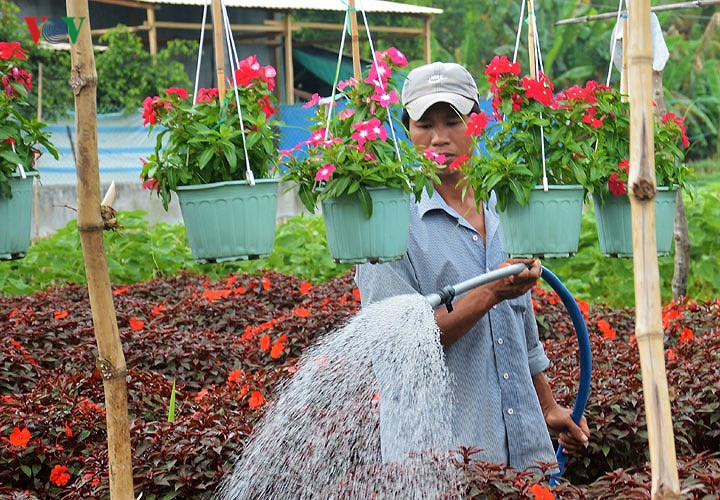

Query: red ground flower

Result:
[129,317,144,331]
[49,465,70,486]
[248,391,264,409]
[8,426,31,447]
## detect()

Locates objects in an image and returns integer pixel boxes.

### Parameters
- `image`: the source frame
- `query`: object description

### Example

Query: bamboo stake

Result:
[65,1,134,498]
[528,0,537,79]
[284,14,294,104]
[212,0,226,95]
[348,0,361,80]
[621,17,629,99]
[626,1,681,498]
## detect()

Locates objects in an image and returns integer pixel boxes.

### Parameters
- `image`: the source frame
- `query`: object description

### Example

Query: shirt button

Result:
[507,408,514,415]
[497,338,504,345]
[472,234,479,242]
[503,373,509,380]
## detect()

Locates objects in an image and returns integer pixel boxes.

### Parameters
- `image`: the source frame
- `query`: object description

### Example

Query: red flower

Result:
[510,93,523,112]
[618,159,630,174]
[679,327,694,343]
[0,41,28,61]
[63,421,73,438]
[485,55,520,85]
[465,111,489,137]
[262,278,271,291]
[259,334,271,351]
[258,95,275,119]
[54,310,69,320]
[581,107,604,128]
[294,307,310,318]
[8,426,31,447]
[49,465,70,487]
[270,334,288,359]
[608,173,627,196]
[165,87,188,99]
[666,348,675,361]
[522,73,556,107]
[448,154,471,171]
[129,317,144,331]
[352,288,362,302]
[234,55,262,87]
[248,391,264,409]
[141,96,172,126]
[661,112,690,148]
[227,369,243,384]
[529,483,555,500]
[142,177,159,191]
[260,64,276,91]
[299,281,313,295]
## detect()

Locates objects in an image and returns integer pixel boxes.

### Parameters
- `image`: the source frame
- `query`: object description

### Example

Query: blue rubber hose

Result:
[541,266,592,481]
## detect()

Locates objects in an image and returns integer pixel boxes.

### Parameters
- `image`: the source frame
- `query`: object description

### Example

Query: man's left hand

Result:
[544,405,590,455]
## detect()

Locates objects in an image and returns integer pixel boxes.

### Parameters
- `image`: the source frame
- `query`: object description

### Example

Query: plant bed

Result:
[1,271,719,497]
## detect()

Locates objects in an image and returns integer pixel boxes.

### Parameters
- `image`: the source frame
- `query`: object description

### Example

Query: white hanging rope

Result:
[606,0,626,86]
[220,0,254,185]
[524,0,548,190]
[512,0,527,64]
[192,0,210,104]
[12,142,25,178]
[324,9,349,140]
[360,8,402,161]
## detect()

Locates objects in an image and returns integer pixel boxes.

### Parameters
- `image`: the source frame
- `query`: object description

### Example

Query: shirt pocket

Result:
[506,296,527,315]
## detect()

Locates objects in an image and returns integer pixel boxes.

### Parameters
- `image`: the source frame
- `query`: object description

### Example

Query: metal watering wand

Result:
[423,263,592,481]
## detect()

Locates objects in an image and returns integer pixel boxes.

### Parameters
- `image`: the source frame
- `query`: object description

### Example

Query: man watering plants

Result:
[355,62,590,470]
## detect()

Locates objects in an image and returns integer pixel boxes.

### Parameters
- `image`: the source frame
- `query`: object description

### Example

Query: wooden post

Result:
[527,0,537,79]
[146,6,157,59]
[65,1,134,498]
[423,17,432,64]
[621,17,629,98]
[626,1,681,498]
[212,0,225,95]
[348,0,361,80]
[283,13,294,104]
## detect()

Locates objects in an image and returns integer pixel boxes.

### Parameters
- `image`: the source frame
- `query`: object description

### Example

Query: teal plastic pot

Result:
[0,172,37,260]
[321,187,410,264]
[498,185,585,258]
[594,187,677,257]
[176,178,279,263]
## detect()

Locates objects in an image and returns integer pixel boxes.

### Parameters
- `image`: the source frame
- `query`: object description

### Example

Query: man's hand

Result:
[544,405,590,455]
[489,258,541,303]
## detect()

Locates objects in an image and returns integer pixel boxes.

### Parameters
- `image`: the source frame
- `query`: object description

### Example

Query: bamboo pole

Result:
[527,0,537,79]
[626,1,681,498]
[423,17,432,63]
[621,17,629,99]
[146,6,157,58]
[284,14,294,104]
[212,0,225,96]
[348,0,361,80]
[65,1,134,498]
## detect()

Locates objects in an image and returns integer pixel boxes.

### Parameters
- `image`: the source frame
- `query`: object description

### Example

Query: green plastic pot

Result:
[498,185,585,258]
[321,186,410,264]
[176,178,279,263]
[594,187,678,257]
[0,172,37,260]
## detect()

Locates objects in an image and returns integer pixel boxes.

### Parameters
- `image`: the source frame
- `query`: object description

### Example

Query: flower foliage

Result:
[0,41,58,198]
[455,56,692,211]
[139,55,281,209]
[281,48,441,218]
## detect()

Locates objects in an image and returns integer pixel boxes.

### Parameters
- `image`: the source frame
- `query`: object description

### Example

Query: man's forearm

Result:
[532,371,559,417]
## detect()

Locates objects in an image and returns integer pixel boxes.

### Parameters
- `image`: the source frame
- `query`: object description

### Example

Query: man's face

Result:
[408,102,473,166]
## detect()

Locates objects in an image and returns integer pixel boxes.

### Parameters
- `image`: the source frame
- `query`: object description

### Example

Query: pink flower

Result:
[424,148,446,165]
[608,173,627,196]
[338,108,355,120]
[364,60,391,91]
[142,177,159,191]
[377,47,408,67]
[370,89,399,108]
[448,154,471,170]
[338,78,357,91]
[261,65,276,91]
[351,118,386,148]
[363,151,377,162]
[306,128,329,147]
[465,111,489,136]
[303,93,321,109]
[165,87,188,99]
[195,87,219,103]
[314,164,336,181]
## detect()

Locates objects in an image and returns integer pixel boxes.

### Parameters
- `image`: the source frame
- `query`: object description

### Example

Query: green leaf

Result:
[168,379,177,422]
[357,186,373,219]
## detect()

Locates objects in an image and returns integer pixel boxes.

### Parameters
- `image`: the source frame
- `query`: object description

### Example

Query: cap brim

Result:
[405,93,476,121]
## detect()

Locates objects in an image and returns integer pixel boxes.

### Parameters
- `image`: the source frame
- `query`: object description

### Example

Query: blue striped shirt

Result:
[355,189,557,470]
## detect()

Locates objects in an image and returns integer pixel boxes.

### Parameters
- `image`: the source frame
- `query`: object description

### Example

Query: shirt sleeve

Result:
[521,291,550,376]
[354,256,421,308]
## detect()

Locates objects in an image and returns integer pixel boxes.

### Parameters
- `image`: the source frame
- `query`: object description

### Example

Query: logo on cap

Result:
[428,73,446,84]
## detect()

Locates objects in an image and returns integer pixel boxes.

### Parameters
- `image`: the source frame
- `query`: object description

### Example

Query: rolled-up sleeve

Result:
[521,291,550,376]
[354,256,420,307]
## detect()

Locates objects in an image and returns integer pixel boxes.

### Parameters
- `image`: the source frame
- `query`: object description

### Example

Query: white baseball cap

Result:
[401,62,479,121]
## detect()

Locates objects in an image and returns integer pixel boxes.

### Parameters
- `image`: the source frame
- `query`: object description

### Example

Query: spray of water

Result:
[216,294,463,499]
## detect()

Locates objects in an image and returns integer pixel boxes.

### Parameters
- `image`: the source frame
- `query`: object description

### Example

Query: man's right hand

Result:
[488,258,541,303]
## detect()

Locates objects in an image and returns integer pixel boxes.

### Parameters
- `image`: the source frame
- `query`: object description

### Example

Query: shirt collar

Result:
[418,189,501,244]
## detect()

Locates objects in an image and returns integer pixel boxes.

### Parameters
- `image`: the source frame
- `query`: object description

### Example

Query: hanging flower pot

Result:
[0,172,37,260]
[594,187,677,257]
[176,178,279,263]
[321,186,410,264]
[497,184,585,258]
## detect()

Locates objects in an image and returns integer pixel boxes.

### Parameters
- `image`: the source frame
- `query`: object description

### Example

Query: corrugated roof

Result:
[133,0,442,15]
